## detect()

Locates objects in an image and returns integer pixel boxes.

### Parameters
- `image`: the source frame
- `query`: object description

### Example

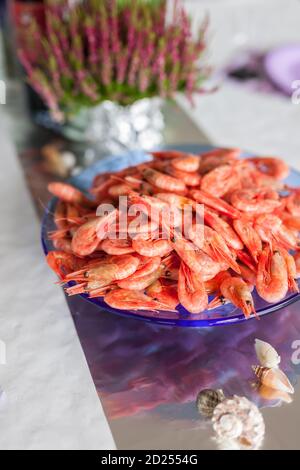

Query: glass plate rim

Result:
[41,144,300,327]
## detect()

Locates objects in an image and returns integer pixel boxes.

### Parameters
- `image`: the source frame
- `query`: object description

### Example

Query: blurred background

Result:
[1,0,300,188]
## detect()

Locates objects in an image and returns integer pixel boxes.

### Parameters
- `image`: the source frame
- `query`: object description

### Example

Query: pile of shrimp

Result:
[46,148,300,319]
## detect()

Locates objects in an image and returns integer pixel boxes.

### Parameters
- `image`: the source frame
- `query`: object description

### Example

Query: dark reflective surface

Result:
[67,291,300,449]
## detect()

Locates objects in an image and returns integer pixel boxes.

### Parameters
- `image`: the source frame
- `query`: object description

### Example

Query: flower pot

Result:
[60,98,165,155]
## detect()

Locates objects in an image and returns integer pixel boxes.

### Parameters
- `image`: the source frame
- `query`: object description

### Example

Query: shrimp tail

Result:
[209,241,241,274]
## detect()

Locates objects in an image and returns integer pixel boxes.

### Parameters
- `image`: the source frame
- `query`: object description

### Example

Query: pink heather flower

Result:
[18,0,210,114]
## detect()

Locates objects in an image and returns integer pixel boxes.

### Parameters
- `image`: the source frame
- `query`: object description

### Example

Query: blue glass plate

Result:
[41,144,300,327]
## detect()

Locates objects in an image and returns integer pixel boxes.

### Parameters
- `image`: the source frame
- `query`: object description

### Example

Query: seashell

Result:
[196,389,225,418]
[252,365,294,394]
[258,384,293,404]
[255,339,281,369]
[212,395,265,450]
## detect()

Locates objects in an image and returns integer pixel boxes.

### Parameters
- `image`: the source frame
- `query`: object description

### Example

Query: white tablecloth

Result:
[0,109,115,450]
[1,0,300,449]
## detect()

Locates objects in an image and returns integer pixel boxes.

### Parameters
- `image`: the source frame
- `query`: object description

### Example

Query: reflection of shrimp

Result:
[104,288,175,311]
[233,219,262,263]
[249,157,289,181]
[178,262,208,313]
[257,246,288,303]
[231,188,281,214]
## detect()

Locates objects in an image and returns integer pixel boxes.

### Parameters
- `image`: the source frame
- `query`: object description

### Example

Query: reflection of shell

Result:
[196,389,225,418]
[252,366,294,394]
[212,396,265,450]
[255,339,281,369]
[258,384,293,404]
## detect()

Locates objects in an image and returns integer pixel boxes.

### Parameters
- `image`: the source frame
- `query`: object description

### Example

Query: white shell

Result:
[255,338,281,369]
[212,395,265,450]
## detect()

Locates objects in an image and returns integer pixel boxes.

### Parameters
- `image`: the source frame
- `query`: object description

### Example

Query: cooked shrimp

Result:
[255,214,299,251]
[188,224,241,273]
[238,263,257,288]
[132,236,172,257]
[71,210,118,256]
[219,276,256,319]
[142,168,187,193]
[65,254,140,287]
[198,148,240,174]
[205,271,231,294]
[190,190,241,218]
[256,246,289,303]
[104,288,176,311]
[171,234,221,281]
[249,157,289,181]
[286,190,300,217]
[294,252,300,279]
[204,209,244,251]
[100,238,135,255]
[54,200,68,230]
[151,150,194,160]
[166,165,201,186]
[48,182,95,208]
[146,279,179,310]
[201,164,240,198]
[280,248,299,293]
[231,188,281,214]
[52,236,73,254]
[178,262,208,313]
[46,251,84,279]
[233,218,262,262]
[117,266,164,290]
[171,154,200,172]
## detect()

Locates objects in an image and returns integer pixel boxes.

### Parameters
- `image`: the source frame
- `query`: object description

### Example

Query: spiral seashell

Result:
[255,339,281,369]
[196,389,225,418]
[258,384,293,404]
[252,365,294,394]
[212,395,265,450]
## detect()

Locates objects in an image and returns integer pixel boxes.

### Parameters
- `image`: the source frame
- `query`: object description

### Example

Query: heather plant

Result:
[19,0,209,121]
